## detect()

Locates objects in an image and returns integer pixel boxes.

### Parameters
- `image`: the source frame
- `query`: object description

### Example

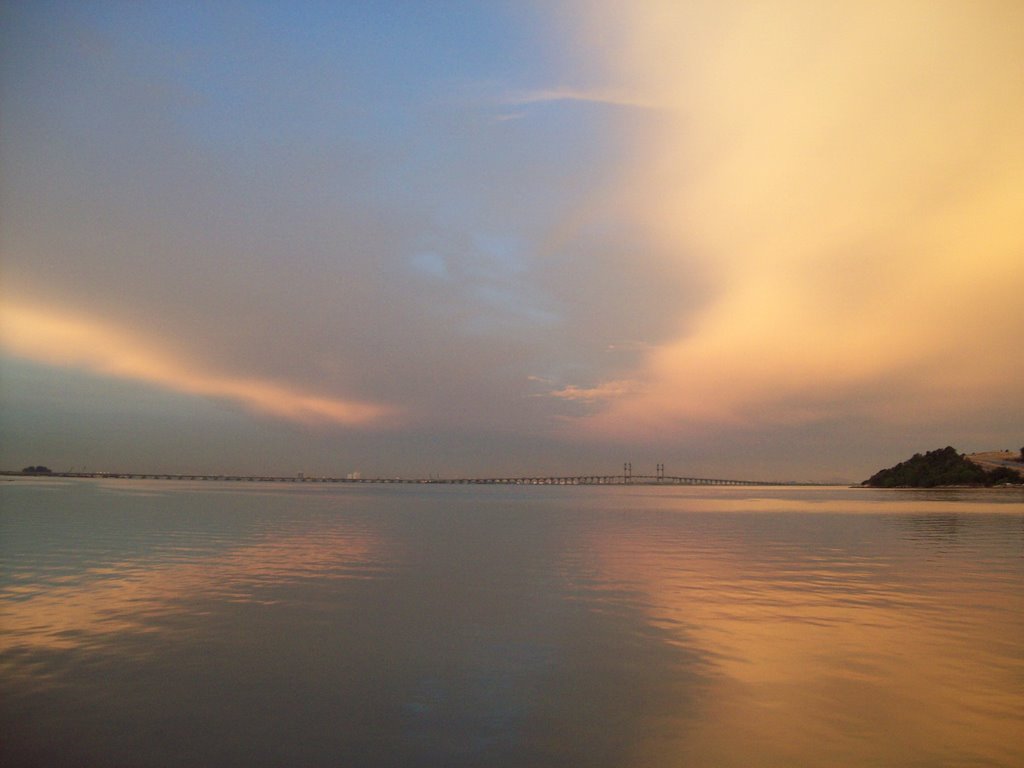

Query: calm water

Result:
[2,479,1022,767]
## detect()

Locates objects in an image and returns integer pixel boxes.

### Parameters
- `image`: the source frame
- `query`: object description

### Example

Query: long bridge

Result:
[5,470,779,487]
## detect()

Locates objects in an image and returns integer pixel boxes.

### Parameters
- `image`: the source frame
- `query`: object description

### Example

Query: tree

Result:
[988,466,1024,485]
[864,447,989,487]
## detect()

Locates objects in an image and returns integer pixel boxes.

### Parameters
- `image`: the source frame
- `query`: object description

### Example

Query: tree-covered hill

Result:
[863,446,1023,488]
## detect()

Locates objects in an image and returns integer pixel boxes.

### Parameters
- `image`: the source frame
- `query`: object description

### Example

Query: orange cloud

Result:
[0,301,396,427]
[551,1,1024,439]
[543,379,638,403]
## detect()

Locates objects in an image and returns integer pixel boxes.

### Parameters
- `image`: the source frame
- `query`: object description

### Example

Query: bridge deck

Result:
[4,471,781,486]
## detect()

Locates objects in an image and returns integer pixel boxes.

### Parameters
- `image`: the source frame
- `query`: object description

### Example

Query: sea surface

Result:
[2,478,1022,767]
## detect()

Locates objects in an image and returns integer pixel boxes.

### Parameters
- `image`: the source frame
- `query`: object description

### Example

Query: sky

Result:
[2,1,1022,483]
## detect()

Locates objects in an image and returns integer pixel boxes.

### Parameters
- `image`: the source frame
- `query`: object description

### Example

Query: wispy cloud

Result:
[491,111,527,123]
[542,380,638,403]
[504,86,663,110]
[505,88,663,112]
[0,302,396,428]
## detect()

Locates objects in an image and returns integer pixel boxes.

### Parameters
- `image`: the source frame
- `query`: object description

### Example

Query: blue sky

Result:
[3,1,1022,481]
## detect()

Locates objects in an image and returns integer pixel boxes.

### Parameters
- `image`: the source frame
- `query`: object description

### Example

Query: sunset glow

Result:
[580,512,1024,765]
[552,0,1024,442]
[1,1,1021,477]
[0,302,394,428]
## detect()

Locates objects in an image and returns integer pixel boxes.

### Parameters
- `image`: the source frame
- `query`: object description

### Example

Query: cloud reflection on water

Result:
[0,517,383,655]
[1,482,719,768]
[1,483,1022,767]
[574,502,1024,766]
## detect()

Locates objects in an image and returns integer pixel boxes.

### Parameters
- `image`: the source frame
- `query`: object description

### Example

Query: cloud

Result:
[0,301,396,428]
[541,380,638,404]
[409,251,450,280]
[491,111,526,123]
[505,86,662,110]
[1,2,1021,478]
[552,0,1024,442]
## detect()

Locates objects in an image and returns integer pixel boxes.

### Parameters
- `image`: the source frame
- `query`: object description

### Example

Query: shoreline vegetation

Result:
[862,447,1024,488]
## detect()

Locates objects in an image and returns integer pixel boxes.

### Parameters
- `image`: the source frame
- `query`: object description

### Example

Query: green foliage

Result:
[21,465,52,474]
[862,446,1022,487]
[987,466,1024,485]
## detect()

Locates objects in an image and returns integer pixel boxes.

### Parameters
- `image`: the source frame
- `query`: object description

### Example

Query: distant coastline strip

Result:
[2,470,789,486]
